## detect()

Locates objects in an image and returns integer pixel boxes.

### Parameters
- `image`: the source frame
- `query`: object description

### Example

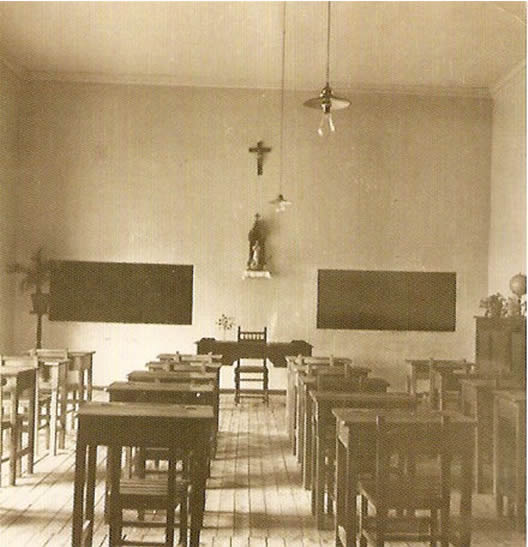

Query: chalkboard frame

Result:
[317,269,456,332]
[49,260,193,325]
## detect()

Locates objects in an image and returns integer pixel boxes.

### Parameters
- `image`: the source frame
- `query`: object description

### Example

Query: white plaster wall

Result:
[0,61,21,351]
[15,82,492,389]
[488,65,526,295]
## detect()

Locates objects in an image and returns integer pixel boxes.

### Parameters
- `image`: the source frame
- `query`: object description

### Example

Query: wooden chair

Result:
[357,414,452,545]
[311,376,390,527]
[106,446,190,546]
[234,327,268,404]
[0,356,39,485]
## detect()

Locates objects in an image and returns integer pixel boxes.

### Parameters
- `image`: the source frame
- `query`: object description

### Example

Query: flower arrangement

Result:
[479,292,507,318]
[216,314,235,339]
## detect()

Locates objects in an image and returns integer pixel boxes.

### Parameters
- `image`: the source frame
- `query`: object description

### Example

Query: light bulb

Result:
[317,110,335,137]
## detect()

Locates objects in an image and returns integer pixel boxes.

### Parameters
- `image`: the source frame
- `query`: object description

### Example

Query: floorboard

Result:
[0,393,525,545]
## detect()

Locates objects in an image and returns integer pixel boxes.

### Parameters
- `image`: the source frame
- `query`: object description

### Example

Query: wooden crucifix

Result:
[249,140,272,176]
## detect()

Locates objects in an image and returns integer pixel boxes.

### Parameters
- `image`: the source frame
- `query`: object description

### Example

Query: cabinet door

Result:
[476,326,494,374]
[511,331,527,381]
[490,329,510,374]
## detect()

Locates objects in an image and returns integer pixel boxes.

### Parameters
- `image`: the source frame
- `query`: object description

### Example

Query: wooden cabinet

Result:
[475,317,526,381]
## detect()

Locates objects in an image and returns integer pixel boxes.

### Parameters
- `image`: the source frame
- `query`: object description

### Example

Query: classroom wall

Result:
[14,81,492,389]
[488,64,526,295]
[0,61,21,351]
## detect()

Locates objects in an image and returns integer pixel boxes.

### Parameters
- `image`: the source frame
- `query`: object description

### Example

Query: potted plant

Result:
[7,248,51,347]
[216,314,235,340]
[479,292,506,318]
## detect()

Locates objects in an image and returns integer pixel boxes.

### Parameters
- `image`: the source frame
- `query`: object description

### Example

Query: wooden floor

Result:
[0,393,525,546]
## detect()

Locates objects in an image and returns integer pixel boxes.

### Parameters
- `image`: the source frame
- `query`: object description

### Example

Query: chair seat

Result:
[237,366,267,373]
[360,515,435,543]
[118,478,188,509]
[358,476,443,509]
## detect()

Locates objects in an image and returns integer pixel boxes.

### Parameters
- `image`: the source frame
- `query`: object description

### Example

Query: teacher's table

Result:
[195,337,312,368]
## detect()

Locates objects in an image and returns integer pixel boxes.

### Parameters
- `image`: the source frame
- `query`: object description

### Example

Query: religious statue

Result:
[247,214,266,270]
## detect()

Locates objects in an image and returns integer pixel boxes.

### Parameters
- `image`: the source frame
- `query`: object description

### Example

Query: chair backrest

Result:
[361,377,390,393]
[316,375,361,392]
[1,354,39,369]
[29,348,69,360]
[238,327,267,343]
[372,414,452,503]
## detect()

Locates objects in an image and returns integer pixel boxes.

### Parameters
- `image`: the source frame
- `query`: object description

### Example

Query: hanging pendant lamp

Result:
[269,2,292,213]
[303,1,350,136]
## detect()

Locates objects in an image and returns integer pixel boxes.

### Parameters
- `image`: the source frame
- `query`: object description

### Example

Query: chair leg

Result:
[179,486,188,546]
[234,362,241,404]
[263,361,269,405]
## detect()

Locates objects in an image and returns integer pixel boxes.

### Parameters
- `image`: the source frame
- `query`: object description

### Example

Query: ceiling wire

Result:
[278,1,286,194]
[326,1,331,83]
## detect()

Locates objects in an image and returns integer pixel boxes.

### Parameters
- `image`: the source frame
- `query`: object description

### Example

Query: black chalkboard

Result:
[317,270,456,331]
[49,260,193,325]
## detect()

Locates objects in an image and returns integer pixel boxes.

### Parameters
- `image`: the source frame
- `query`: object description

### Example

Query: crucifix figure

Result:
[249,140,272,176]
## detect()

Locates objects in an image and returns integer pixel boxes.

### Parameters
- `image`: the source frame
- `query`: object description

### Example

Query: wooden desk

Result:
[127,370,219,437]
[68,351,96,402]
[459,376,521,492]
[108,380,217,462]
[493,389,526,531]
[72,402,213,547]
[286,357,350,453]
[406,358,463,398]
[196,337,312,368]
[0,366,37,485]
[158,353,223,364]
[128,370,216,384]
[295,364,358,466]
[429,361,473,410]
[333,407,475,547]
[311,392,416,530]
[37,357,69,455]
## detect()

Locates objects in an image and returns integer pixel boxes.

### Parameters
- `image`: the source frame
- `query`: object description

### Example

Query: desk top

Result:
[128,370,217,382]
[147,361,223,372]
[68,351,96,357]
[158,353,222,362]
[493,389,527,404]
[311,391,415,405]
[108,381,214,393]
[196,338,312,367]
[0,365,36,377]
[332,407,475,425]
[78,401,214,419]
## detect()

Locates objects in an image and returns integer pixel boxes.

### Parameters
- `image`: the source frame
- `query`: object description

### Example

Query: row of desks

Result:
[0,351,95,485]
[72,357,219,547]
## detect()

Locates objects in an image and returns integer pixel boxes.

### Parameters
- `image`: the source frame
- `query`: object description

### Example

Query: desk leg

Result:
[459,441,474,547]
[59,383,67,449]
[72,434,87,547]
[50,387,58,456]
[335,437,345,545]
[315,432,326,529]
[108,446,123,547]
[345,434,357,547]
[493,398,503,517]
[85,445,97,545]
[515,412,526,532]
[87,358,93,402]
[166,446,177,547]
[189,434,208,547]
[27,380,36,474]
[9,388,18,485]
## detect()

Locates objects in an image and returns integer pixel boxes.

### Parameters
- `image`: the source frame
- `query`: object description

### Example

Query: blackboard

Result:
[49,260,193,325]
[317,270,456,331]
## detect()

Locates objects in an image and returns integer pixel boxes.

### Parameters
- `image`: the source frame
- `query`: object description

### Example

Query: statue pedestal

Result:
[242,270,272,280]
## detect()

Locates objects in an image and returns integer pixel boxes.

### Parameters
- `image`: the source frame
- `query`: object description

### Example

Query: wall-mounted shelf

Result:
[242,270,271,280]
